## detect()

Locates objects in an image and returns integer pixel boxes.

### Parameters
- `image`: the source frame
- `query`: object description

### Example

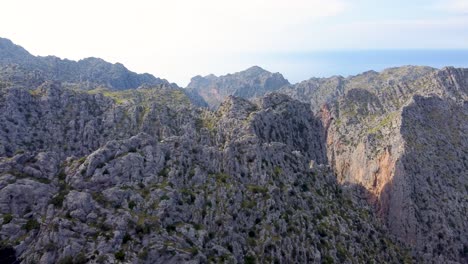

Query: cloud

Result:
[311,17,468,50]
[434,0,468,14]
[1,0,467,85]
[148,0,348,53]
[0,0,349,85]
[0,0,347,55]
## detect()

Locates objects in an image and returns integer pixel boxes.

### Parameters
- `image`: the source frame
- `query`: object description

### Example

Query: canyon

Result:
[0,37,466,263]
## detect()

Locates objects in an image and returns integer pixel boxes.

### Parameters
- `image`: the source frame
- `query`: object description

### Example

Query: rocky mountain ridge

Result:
[185,66,290,109]
[0,38,173,90]
[0,38,466,263]
[279,65,436,113]
[321,66,467,263]
[0,83,409,263]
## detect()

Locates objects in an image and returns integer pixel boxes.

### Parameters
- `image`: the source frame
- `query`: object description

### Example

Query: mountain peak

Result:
[0,37,14,46]
[242,65,269,75]
[0,37,35,64]
[186,66,290,108]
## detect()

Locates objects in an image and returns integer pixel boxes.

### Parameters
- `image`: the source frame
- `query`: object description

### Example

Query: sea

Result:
[252,50,468,83]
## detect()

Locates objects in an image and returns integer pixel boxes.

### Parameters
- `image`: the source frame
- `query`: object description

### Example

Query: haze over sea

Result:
[239,50,468,84]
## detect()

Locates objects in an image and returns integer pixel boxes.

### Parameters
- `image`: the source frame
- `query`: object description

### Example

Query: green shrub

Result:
[336,244,348,262]
[57,256,74,264]
[166,224,176,233]
[75,252,87,264]
[22,219,40,231]
[128,200,136,210]
[57,251,88,263]
[14,149,25,155]
[317,228,327,237]
[37,178,51,184]
[244,255,256,264]
[57,170,67,181]
[247,185,268,195]
[274,166,282,177]
[138,248,149,260]
[92,193,108,206]
[2,214,13,225]
[45,242,56,251]
[122,233,132,244]
[115,250,125,261]
[96,255,108,263]
[322,254,334,264]
[241,200,256,209]
[215,173,229,183]
[136,223,151,235]
[158,167,170,177]
[50,191,68,207]
[193,223,203,230]
[189,247,198,256]
[77,157,86,164]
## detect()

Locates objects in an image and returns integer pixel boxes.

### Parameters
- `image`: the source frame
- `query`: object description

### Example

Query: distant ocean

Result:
[252,50,468,84]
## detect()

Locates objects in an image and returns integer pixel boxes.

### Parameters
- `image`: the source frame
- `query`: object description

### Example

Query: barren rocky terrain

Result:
[0,38,466,264]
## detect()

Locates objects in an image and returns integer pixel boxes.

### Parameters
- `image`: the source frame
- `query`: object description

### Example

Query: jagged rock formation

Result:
[0,38,466,264]
[0,80,409,263]
[281,66,435,113]
[186,66,290,109]
[320,67,468,263]
[0,38,172,90]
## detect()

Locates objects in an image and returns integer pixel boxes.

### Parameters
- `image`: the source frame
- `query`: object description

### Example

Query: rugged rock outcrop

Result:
[0,38,466,264]
[0,78,408,263]
[322,67,468,263]
[186,66,290,109]
[0,81,193,159]
[281,66,436,113]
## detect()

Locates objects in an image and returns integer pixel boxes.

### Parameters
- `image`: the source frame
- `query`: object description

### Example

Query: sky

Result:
[1,0,467,86]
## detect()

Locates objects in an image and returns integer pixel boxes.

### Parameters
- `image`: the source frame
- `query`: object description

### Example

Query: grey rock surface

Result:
[186,66,290,109]
[0,38,466,264]
[281,65,436,113]
[321,67,468,263]
[0,81,407,263]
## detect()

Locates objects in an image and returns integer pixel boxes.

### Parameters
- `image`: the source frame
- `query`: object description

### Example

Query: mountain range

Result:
[0,38,466,264]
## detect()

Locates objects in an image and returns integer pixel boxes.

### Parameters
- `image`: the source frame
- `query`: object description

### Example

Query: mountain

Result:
[278,65,467,263]
[0,84,408,263]
[186,66,290,108]
[0,37,172,90]
[280,66,436,113]
[0,38,467,263]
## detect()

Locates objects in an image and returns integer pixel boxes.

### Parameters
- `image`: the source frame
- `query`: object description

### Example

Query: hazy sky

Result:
[1,0,467,85]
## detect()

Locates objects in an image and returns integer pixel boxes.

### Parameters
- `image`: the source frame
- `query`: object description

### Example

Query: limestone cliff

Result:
[0,37,466,264]
[322,67,468,263]
[0,82,408,263]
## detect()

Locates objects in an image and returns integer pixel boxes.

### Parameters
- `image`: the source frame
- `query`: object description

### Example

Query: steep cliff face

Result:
[0,78,408,263]
[323,67,468,263]
[186,66,290,109]
[391,95,467,262]
[0,37,466,263]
